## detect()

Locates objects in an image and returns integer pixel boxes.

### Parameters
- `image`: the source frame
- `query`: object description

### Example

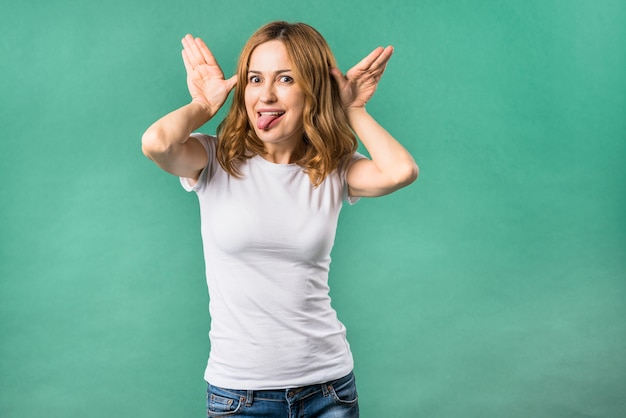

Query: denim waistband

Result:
[207,372,354,403]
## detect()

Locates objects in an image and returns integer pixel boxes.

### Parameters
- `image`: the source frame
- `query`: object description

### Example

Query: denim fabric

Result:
[206,372,359,417]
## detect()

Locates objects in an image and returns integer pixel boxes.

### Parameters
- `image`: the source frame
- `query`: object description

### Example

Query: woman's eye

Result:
[279,75,293,83]
[249,75,261,83]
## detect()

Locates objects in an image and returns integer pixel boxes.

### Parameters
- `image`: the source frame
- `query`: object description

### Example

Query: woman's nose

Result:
[260,82,277,103]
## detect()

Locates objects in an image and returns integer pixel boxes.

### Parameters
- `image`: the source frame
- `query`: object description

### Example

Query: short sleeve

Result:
[180,133,217,193]
[341,151,367,205]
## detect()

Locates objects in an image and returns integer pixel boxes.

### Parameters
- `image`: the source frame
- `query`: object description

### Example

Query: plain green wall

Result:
[1,0,625,417]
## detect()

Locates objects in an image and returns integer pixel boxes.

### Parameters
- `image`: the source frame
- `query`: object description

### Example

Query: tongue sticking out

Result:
[257,113,283,130]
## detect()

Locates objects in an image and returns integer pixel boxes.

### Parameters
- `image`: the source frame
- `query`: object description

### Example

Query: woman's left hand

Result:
[330,46,394,111]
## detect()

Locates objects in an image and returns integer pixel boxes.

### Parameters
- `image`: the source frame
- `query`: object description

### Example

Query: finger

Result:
[225,74,238,91]
[371,46,394,72]
[354,46,386,71]
[181,34,197,54]
[194,37,221,69]
[182,48,194,73]
[347,46,394,82]
[329,67,347,87]
[181,34,205,66]
[357,45,394,74]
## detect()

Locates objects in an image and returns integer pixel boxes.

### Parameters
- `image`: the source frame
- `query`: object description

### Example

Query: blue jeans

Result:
[206,372,359,417]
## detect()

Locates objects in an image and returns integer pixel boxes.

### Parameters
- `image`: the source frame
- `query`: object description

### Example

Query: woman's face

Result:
[244,40,306,151]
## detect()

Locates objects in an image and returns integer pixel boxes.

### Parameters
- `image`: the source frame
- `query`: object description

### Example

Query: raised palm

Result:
[181,34,237,116]
[330,46,394,111]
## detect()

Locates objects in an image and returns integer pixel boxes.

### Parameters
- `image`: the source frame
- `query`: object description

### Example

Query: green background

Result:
[1,0,625,417]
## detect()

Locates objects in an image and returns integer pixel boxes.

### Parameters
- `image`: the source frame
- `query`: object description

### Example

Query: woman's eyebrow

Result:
[247,69,292,75]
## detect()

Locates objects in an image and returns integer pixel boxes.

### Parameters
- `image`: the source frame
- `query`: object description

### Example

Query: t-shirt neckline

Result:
[252,155,302,171]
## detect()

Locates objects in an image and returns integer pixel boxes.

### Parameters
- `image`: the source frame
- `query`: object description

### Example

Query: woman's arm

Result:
[142,102,214,179]
[142,35,236,181]
[331,46,418,197]
[345,107,418,197]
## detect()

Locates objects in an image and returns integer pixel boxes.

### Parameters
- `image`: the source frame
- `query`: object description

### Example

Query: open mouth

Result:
[257,111,285,130]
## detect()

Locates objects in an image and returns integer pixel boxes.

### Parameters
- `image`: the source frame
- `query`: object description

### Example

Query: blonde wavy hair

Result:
[216,21,357,187]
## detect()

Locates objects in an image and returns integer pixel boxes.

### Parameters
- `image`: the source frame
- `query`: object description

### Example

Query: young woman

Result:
[142,21,417,418]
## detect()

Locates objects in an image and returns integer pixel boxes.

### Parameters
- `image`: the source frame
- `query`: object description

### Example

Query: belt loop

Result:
[321,382,332,397]
[245,390,253,406]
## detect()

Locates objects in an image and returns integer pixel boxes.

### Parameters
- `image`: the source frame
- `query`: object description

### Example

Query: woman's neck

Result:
[261,140,306,164]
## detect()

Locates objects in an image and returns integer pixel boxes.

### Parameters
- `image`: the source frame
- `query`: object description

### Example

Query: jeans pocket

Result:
[207,385,243,417]
[329,373,359,406]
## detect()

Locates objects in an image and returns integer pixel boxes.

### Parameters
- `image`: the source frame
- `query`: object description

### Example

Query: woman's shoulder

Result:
[338,150,367,173]
[189,133,218,158]
[190,132,217,145]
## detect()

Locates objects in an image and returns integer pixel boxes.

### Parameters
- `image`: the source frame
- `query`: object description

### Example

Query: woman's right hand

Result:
[181,34,237,117]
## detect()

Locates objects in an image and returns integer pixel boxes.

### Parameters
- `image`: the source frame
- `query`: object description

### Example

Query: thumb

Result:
[329,67,346,86]
[225,74,237,91]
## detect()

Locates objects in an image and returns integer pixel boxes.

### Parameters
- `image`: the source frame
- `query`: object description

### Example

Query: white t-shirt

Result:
[180,133,365,390]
